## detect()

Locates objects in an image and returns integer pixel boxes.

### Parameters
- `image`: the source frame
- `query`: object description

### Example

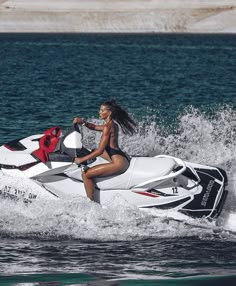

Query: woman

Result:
[73,99,136,201]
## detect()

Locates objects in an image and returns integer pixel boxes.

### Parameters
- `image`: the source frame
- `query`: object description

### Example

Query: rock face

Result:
[0,0,235,33]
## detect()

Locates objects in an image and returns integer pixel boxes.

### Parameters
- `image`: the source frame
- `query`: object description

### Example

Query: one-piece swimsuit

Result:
[105,145,130,162]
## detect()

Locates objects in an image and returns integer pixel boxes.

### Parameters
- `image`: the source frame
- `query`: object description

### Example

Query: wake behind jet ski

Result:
[0,124,228,220]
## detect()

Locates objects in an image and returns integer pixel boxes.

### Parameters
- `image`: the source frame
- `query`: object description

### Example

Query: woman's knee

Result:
[82,170,94,180]
[82,171,89,180]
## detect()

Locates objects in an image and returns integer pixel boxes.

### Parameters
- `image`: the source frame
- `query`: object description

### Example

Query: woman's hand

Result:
[73,116,84,125]
[74,157,83,165]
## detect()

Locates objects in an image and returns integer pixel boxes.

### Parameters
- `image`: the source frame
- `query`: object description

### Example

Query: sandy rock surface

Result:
[0,0,235,33]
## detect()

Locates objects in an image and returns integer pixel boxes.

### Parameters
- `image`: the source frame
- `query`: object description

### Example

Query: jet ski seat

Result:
[96,156,176,190]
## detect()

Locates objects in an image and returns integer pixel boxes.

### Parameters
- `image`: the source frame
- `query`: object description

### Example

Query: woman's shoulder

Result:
[105,120,118,132]
[105,120,114,127]
[102,121,113,132]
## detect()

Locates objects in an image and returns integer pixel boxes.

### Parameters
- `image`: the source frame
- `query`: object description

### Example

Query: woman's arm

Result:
[74,124,111,165]
[73,116,104,131]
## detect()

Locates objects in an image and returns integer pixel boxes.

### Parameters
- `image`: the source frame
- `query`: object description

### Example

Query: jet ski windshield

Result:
[57,124,83,158]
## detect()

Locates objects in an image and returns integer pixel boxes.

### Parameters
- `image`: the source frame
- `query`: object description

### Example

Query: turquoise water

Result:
[0,33,236,285]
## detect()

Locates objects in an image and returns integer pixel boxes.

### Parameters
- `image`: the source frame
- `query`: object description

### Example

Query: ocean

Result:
[0,33,236,285]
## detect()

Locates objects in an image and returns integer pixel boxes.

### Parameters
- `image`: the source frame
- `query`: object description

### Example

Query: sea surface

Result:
[0,33,236,285]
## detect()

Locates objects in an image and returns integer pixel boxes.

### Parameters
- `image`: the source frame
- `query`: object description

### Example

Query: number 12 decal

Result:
[172,187,178,194]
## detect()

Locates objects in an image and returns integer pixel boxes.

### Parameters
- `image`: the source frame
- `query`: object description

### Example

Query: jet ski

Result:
[0,125,228,219]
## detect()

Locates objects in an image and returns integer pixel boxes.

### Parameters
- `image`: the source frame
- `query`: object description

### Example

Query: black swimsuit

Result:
[105,145,130,162]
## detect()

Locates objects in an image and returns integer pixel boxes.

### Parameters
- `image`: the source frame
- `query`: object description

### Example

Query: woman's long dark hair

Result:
[102,99,137,135]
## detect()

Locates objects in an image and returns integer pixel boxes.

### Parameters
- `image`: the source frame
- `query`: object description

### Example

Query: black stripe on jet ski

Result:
[0,161,40,171]
[195,168,226,184]
[140,197,191,209]
[179,209,212,218]
[3,138,26,151]
[42,184,60,198]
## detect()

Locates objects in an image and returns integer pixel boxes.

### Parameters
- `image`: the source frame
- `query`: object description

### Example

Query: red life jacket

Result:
[32,126,61,163]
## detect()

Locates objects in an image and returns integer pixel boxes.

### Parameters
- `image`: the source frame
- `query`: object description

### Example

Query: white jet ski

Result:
[0,125,228,219]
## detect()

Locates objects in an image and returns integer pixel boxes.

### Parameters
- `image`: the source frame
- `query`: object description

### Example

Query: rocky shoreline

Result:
[0,0,236,33]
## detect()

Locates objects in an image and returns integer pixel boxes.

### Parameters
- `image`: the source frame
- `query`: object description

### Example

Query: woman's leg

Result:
[82,159,129,200]
[82,172,94,200]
